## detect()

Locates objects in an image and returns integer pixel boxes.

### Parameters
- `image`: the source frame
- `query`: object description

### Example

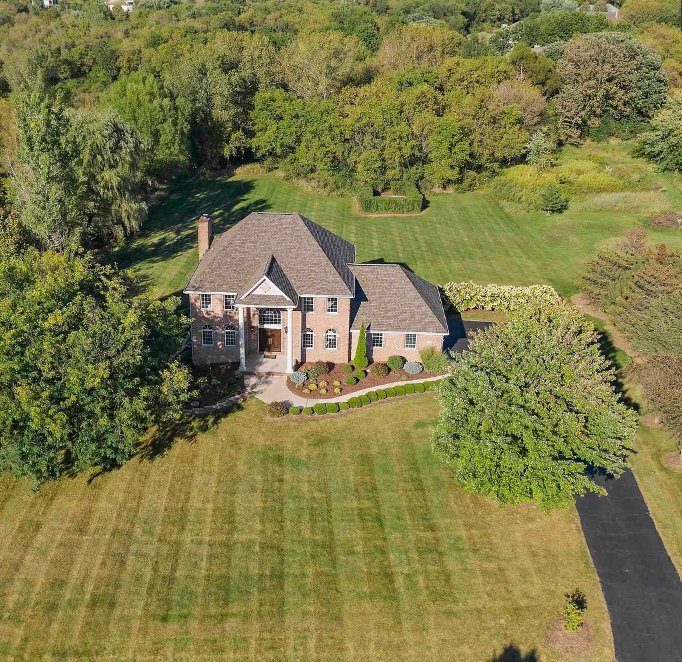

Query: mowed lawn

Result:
[0,398,614,661]
[116,171,682,301]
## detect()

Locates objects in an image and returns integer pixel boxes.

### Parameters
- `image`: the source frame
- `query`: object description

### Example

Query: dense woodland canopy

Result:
[0,0,681,482]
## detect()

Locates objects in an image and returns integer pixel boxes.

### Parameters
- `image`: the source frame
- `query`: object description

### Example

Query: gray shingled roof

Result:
[235,254,298,306]
[186,212,356,298]
[349,264,448,334]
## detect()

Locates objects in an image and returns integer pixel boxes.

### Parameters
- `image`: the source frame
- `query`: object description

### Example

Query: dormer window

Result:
[200,294,212,310]
[326,297,338,314]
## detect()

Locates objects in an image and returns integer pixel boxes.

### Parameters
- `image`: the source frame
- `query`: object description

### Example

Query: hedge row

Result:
[358,182,424,214]
[287,380,441,416]
[442,281,562,312]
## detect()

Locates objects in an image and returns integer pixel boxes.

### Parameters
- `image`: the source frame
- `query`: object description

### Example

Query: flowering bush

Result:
[404,361,424,374]
[442,281,561,312]
[290,371,307,384]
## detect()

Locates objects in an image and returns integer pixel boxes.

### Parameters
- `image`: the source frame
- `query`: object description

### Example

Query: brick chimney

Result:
[197,214,212,260]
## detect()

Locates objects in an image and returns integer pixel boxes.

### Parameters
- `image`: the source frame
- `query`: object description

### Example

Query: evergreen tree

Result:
[540,184,568,213]
[354,322,368,369]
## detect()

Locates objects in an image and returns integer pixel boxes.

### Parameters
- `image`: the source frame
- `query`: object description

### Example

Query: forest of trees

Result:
[0,0,681,483]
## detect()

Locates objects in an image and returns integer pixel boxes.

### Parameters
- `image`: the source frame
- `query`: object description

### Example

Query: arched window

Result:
[201,324,214,346]
[325,328,338,350]
[302,327,314,349]
[225,325,237,347]
[258,308,281,326]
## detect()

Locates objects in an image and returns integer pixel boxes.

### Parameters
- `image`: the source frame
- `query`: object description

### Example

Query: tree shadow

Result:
[113,176,270,281]
[444,311,493,354]
[489,643,539,662]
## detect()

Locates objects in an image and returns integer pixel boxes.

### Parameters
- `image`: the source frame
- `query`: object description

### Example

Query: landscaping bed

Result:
[190,362,245,406]
[287,361,445,399]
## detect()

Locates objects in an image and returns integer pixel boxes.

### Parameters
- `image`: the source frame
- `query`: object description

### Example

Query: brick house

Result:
[184,212,448,372]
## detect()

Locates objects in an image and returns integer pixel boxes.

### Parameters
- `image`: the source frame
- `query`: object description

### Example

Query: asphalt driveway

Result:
[576,469,682,662]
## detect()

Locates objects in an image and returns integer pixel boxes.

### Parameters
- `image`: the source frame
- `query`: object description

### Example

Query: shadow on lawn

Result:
[489,643,539,662]
[115,177,270,280]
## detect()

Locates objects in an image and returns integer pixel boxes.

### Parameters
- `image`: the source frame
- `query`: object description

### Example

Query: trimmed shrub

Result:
[305,361,330,380]
[314,403,326,415]
[377,389,387,400]
[334,387,341,394]
[326,403,339,414]
[302,388,310,394]
[319,380,328,387]
[267,401,288,418]
[405,384,415,394]
[386,387,396,397]
[395,385,406,396]
[415,383,425,393]
[353,323,368,370]
[289,406,300,415]
[349,396,362,408]
[368,391,378,402]
[319,388,327,394]
[342,364,354,373]
[435,379,443,387]
[370,362,390,378]
[360,394,371,406]
[345,376,357,386]
[339,401,350,410]
[442,281,561,313]
[308,383,317,390]
[290,371,307,384]
[358,182,424,213]
[423,381,435,391]
[303,407,314,416]
[387,355,405,370]
[295,383,303,389]
[420,347,451,373]
[404,361,424,375]
[332,380,341,386]
[354,370,366,380]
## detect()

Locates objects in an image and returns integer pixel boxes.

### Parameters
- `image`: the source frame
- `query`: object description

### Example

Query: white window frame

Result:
[369,332,383,349]
[301,296,314,313]
[404,333,417,350]
[201,324,214,346]
[258,308,282,328]
[223,294,236,311]
[325,328,338,350]
[302,327,314,349]
[225,325,237,347]
[200,293,212,311]
[326,297,338,314]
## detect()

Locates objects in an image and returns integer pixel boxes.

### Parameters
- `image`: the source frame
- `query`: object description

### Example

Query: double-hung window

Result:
[225,325,237,347]
[224,294,236,311]
[201,324,214,346]
[326,297,338,314]
[200,293,212,310]
[370,332,384,349]
[404,333,417,350]
[302,328,314,349]
[302,297,314,313]
[325,329,338,350]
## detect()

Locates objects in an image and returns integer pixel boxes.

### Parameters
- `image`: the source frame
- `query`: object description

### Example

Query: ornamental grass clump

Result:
[267,401,288,418]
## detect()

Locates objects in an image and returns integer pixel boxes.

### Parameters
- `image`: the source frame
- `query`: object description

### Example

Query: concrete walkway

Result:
[245,373,440,407]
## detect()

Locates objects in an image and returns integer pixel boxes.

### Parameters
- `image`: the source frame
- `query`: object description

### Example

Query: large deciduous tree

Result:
[637,92,682,172]
[0,248,191,486]
[555,32,668,143]
[432,302,637,510]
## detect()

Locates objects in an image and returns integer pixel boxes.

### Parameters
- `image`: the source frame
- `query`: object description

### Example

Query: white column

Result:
[238,306,246,372]
[286,307,294,374]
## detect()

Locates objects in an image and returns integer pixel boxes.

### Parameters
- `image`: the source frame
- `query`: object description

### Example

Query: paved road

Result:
[576,469,682,662]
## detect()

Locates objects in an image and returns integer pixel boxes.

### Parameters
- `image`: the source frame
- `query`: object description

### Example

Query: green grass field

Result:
[0,398,613,661]
[117,148,682,301]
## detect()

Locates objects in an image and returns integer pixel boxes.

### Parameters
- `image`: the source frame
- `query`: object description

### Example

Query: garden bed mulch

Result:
[190,362,245,407]
[546,619,593,657]
[287,362,444,399]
